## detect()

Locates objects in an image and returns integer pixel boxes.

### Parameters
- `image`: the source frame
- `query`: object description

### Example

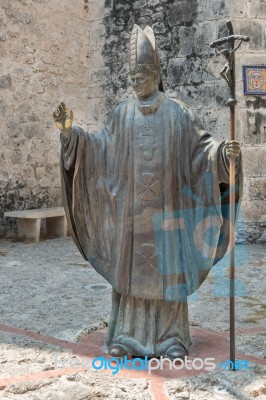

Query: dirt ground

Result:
[0,237,265,400]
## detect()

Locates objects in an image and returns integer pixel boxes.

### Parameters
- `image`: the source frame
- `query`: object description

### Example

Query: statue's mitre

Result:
[129,24,160,74]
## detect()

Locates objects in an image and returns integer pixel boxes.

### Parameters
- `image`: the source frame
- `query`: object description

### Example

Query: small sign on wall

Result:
[243,65,266,95]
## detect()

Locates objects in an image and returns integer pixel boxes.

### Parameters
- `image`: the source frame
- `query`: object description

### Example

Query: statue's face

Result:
[131,71,159,100]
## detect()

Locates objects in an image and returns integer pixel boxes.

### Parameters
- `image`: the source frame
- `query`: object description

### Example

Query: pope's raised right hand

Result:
[53,102,73,132]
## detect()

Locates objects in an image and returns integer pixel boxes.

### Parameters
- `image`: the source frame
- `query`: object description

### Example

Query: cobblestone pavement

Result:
[0,237,265,399]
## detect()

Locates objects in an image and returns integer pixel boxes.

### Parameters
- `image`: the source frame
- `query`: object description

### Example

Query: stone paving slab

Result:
[0,237,265,399]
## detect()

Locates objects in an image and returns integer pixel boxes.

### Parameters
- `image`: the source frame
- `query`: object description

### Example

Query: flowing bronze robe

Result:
[60,93,242,355]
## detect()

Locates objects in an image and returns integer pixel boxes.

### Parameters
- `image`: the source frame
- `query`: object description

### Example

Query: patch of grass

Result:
[243,303,266,324]
[247,302,261,308]
[254,307,266,317]
[243,317,259,324]
[244,296,258,302]
[244,295,266,311]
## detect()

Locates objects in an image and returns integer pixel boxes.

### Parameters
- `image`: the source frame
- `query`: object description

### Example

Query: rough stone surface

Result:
[0,237,265,398]
[1,0,266,242]
[233,4,266,242]
[0,0,91,237]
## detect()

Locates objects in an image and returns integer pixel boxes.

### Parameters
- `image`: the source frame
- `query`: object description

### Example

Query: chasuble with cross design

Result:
[60,92,242,303]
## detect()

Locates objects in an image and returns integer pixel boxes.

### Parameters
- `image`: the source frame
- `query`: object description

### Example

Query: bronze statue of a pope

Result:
[53,25,242,360]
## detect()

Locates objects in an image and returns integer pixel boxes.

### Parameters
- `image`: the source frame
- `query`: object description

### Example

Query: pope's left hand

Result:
[225,140,241,158]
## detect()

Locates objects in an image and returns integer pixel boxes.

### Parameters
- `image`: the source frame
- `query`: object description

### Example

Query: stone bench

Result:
[4,207,67,243]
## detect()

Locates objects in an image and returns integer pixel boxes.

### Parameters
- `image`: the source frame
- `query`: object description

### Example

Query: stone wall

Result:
[1,0,265,242]
[232,0,266,242]
[0,0,91,236]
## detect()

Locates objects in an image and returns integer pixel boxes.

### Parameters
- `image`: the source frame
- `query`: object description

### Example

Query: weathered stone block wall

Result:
[1,0,265,242]
[232,0,266,242]
[0,0,91,236]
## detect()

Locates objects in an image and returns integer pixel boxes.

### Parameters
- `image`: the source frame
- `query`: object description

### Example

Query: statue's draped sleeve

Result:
[60,102,136,290]
[60,112,117,275]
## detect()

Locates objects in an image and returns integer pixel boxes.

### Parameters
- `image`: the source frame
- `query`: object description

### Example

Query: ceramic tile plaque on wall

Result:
[243,65,266,95]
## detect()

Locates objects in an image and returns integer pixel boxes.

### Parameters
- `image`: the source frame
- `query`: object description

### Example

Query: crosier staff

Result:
[210,20,249,371]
